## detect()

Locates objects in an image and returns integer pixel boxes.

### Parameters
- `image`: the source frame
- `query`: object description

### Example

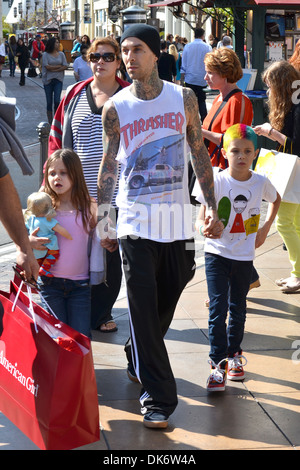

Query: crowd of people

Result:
[0,24,299,432]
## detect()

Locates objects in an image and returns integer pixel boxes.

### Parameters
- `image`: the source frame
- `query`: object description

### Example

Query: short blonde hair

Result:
[204,47,243,83]
[24,192,55,221]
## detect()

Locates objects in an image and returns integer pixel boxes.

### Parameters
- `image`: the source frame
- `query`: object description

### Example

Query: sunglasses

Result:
[89,52,116,63]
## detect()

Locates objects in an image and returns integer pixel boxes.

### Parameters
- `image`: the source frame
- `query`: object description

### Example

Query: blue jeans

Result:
[38,276,91,338]
[9,55,16,76]
[44,78,63,112]
[205,253,253,364]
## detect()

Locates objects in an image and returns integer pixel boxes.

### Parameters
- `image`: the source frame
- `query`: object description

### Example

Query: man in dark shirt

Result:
[157,40,176,82]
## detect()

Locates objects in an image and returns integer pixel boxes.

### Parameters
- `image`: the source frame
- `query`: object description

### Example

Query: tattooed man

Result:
[97,24,222,429]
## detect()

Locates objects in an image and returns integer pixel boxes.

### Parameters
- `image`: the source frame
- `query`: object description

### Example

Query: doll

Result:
[24,192,72,277]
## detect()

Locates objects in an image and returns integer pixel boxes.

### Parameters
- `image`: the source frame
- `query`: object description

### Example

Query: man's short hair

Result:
[194,28,205,39]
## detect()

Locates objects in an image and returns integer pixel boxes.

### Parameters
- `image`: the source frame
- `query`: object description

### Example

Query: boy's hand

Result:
[255,225,268,248]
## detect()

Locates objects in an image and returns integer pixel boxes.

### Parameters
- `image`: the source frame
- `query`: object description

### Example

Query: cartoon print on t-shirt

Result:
[217,189,260,240]
[124,134,185,196]
[244,207,260,236]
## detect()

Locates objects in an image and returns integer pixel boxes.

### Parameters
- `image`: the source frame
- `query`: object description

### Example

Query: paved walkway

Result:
[0,226,299,451]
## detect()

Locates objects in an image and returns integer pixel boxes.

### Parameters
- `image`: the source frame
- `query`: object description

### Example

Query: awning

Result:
[148,0,186,7]
[254,0,300,4]
[42,21,59,32]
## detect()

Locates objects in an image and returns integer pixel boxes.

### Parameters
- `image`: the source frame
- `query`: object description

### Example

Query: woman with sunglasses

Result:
[47,37,129,333]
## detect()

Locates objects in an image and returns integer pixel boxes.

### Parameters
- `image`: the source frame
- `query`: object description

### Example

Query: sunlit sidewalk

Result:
[0,227,299,451]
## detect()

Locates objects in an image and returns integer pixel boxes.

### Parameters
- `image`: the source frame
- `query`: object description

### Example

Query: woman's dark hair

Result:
[45,36,58,53]
[80,44,89,54]
[81,35,91,46]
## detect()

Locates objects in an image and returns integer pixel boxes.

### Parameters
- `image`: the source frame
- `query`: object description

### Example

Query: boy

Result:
[195,124,281,391]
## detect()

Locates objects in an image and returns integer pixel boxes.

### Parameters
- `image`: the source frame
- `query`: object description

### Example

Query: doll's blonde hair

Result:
[24,192,56,222]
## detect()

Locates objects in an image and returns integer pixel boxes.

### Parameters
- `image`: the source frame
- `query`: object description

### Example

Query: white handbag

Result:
[255,146,300,204]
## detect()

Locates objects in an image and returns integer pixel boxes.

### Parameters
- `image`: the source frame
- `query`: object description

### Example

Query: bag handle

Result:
[12,281,39,333]
[279,137,293,155]
[204,88,242,148]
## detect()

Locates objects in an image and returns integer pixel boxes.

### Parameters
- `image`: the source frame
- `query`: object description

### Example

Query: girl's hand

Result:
[100,237,118,252]
[253,123,277,141]
[29,227,50,250]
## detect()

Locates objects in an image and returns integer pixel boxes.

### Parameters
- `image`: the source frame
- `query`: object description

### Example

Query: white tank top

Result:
[111,81,193,242]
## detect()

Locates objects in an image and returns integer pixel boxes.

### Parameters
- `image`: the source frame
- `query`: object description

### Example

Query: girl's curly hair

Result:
[262,60,300,131]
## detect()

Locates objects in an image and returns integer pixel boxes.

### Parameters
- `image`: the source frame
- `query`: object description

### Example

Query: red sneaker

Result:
[206,359,228,392]
[228,352,247,381]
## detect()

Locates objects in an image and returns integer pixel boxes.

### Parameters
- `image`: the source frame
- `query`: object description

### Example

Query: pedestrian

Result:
[16,38,30,86]
[157,40,176,82]
[37,148,97,338]
[180,27,212,121]
[217,33,227,49]
[253,60,300,293]
[7,35,17,77]
[166,33,174,49]
[73,44,93,81]
[195,124,281,391]
[97,23,221,429]
[208,34,218,49]
[200,47,258,297]
[47,36,130,333]
[168,43,181,84]
[71,34,91,60]
[42,36,68,124]
[202,47,253,168]
[31,34,45,77]
[222,35,233,49]
[0,39,5,77]
[174,34,183,52]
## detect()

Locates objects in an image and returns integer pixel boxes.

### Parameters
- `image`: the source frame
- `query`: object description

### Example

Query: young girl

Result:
[38,148,97,338]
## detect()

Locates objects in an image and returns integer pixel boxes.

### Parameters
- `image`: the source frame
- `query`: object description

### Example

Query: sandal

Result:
[280,279,300,293]
[275,277,292,287]
[99,321,118,333]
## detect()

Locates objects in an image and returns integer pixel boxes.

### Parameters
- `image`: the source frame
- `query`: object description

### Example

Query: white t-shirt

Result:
[195,169,277,261]
[73,56,93,81]
[111,81,193,242]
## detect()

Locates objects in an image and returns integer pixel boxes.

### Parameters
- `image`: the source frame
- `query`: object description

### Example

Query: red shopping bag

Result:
[0,281,100,450]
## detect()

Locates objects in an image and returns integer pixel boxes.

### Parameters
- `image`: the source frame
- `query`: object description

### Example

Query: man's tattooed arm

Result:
[183,86,217,212]
[97,101,120,215]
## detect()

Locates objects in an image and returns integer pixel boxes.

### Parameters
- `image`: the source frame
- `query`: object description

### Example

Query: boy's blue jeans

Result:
[38,276,91,338]
[205,253,253,364]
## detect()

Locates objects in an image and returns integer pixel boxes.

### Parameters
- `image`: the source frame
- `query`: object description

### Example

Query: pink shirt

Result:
[50,210,89,280]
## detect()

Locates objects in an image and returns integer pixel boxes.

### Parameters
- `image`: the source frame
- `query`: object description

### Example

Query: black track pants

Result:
[120,236,195,416]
